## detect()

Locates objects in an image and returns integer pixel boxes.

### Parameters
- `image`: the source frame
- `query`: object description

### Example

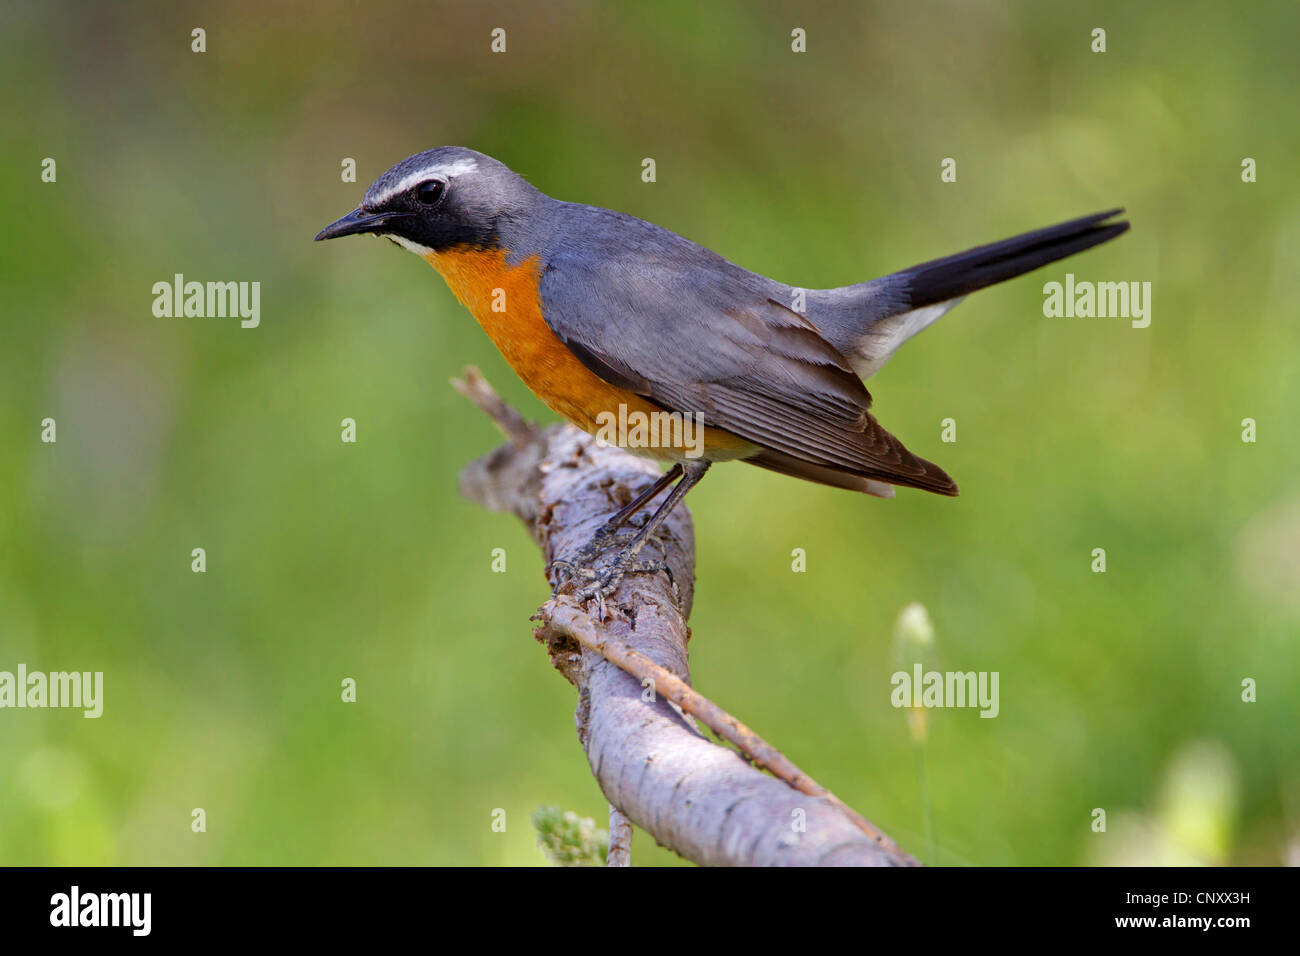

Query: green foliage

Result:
[532,807,609,867]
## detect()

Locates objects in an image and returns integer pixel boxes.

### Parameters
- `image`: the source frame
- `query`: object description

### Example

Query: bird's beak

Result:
[314,208,411,241]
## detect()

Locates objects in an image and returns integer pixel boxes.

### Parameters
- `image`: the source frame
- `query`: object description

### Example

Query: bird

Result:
[316,147,1128,598]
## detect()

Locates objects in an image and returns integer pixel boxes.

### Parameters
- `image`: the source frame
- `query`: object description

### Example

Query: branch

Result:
[455,367,917,866]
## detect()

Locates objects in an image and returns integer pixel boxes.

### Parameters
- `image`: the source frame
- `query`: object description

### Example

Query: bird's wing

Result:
[536,212,956,495]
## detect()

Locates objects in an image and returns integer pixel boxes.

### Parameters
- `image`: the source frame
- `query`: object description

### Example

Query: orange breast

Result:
[424,246,756,462]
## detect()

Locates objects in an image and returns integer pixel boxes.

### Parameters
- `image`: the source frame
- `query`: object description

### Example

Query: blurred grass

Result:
[0,0,1297,865]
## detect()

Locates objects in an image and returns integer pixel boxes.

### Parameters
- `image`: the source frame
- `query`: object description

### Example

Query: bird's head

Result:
[314,147,539,256]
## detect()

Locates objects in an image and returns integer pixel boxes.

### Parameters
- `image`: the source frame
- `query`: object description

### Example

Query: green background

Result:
[1,0,1296,866]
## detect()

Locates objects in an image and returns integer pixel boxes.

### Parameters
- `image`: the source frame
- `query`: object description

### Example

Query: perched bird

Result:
[317,147,1127,596]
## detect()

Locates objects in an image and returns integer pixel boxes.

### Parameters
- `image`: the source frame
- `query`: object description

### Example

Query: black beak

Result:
[314,208,411,241]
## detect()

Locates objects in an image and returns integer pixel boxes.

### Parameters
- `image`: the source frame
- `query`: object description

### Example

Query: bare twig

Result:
[606,804,632,867]
[450,367,535,447]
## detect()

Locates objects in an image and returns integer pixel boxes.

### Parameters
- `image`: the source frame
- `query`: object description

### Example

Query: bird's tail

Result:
[827,209,1130,378]
[890,208,1129,311]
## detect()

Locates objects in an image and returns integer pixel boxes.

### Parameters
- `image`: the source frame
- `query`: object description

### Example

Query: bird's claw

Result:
[572,554,668,604]
[547,557,596,591]
[551,546,671,611]
[548,524,640,593]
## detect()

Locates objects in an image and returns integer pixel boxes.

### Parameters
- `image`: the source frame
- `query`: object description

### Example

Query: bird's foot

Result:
[547,524,640,594]
[566,551,671,615]
[551,528,673,610]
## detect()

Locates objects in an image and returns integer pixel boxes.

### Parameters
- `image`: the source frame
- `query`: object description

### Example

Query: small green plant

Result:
[532,806,609,866]
[895,602,938,863]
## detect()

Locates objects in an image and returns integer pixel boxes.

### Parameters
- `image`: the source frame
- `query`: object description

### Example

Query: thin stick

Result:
[543,600,905,854]
[450,366,535,448]
[606,804,632,867]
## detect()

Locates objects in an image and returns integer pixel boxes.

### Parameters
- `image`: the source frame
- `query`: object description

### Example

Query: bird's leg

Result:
[549,464,682,589]
[573,460,711,604]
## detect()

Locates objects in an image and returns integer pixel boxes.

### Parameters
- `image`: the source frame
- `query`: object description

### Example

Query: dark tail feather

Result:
[900,209,1129,310]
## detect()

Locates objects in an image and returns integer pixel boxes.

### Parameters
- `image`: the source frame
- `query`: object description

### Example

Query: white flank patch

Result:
[851,297,965,379]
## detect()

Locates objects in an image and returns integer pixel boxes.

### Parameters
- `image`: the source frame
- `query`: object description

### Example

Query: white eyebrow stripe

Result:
[369,158,479,206]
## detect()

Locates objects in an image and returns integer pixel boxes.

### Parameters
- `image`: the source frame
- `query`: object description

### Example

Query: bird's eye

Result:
[414,180,446,206]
